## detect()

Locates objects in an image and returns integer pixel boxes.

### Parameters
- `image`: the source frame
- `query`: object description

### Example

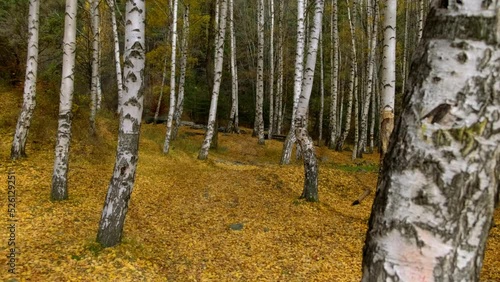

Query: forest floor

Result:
[0,86,499,281]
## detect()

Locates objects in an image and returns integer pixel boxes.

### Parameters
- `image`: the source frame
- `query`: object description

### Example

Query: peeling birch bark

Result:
[11,0,39,160]
[96,0,145,247]
[362,2,500,280]
[51,0,78,201]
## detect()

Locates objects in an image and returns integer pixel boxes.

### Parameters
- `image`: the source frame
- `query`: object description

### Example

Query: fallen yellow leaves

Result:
[0,87,498,281]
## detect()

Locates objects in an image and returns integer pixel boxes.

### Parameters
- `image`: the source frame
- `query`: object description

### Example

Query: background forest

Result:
[0,0,416,139]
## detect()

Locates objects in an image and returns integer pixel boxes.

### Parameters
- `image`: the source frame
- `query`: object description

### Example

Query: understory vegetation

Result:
[1,86,499,280]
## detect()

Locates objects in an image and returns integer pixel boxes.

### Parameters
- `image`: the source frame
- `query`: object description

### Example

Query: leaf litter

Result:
[0,88,498,281]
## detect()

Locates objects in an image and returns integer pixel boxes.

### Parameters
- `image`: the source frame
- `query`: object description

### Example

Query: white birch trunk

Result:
[154,55,168,123]
[268,0,275,140]
[11,0,40,160]
[357,0,378,157]
[51,0,78,200]
[281,0,306,164]
[296,0,324,202]
[96,0,145,247]
[401,0,409,97]
[227,0,239,134]
[154,0,174,123]
[255,0,265,145]
[163,0,179,154]
[328,0,339,150]
[318,34,324,146]
[90,0,100,135]
[362,2,500,279]
[380,0,396,157]
[275,0,285,135]
[198,0,228,160]
[347,0,359,160]
[418,0,424,41]
[368,70,377,153]
[107,0,124,114]
[172,4,190,140]
[336,6,355,152]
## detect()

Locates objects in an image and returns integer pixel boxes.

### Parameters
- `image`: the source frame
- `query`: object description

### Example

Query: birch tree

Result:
[347,0,359,160]
[380,0,396,158]
[295,0,324,202]
[357,0,378,157]
[172,4,190,140]
[97,0,145,247]
[274,0,285,135]
[336,1,355,152]
[362,1,500,280]
[163,0,179,154]
[51,0,78,201]
[198,0,228,160]
[281,0,305,164]
[89,0,101,135]
[11,0,39,160]
[268,0,275,140]
[154,0,174,123]
[328,0,339,149]
[226,0,239,134]
[106,0,123,113]
[255,0,265,145]
[318,34,324,146]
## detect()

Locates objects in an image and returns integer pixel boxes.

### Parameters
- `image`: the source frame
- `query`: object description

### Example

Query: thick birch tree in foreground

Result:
[296,0,324,202]
[198,0,228,160]
[97,0,145,247]
[51,0,78,201]
[379,0,396,157]
[281,0,305,164]
[362,1,500,280]
[11,0,40,160]
[163,0,179,154]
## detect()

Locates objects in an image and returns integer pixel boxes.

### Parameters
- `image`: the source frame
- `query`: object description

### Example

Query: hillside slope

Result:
[1,86,498,281]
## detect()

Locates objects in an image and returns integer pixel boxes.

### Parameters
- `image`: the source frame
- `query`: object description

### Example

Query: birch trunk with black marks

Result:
[268,0,275,140]
[255,0,265,145]
[296,0,324,202]
[11,0,40,160]
[107,0,124,114]
[281,0,305,164]
[198,0,228,160]
[328,0,339,150]
[362,1,500,280]
[318,34,324,146]
[96,0,145,247]
[275,0,285,135]
[154,0,174,123]
[163,0,179,154]
[51,0,78,201]
[336,16,355,152]
[226,0,239,134]
[418,0,424,41]
[357,0,378,157]
[347,0,359,160]
[172,4,189,140]
[380,0,396,158]
[90,0,101,135]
